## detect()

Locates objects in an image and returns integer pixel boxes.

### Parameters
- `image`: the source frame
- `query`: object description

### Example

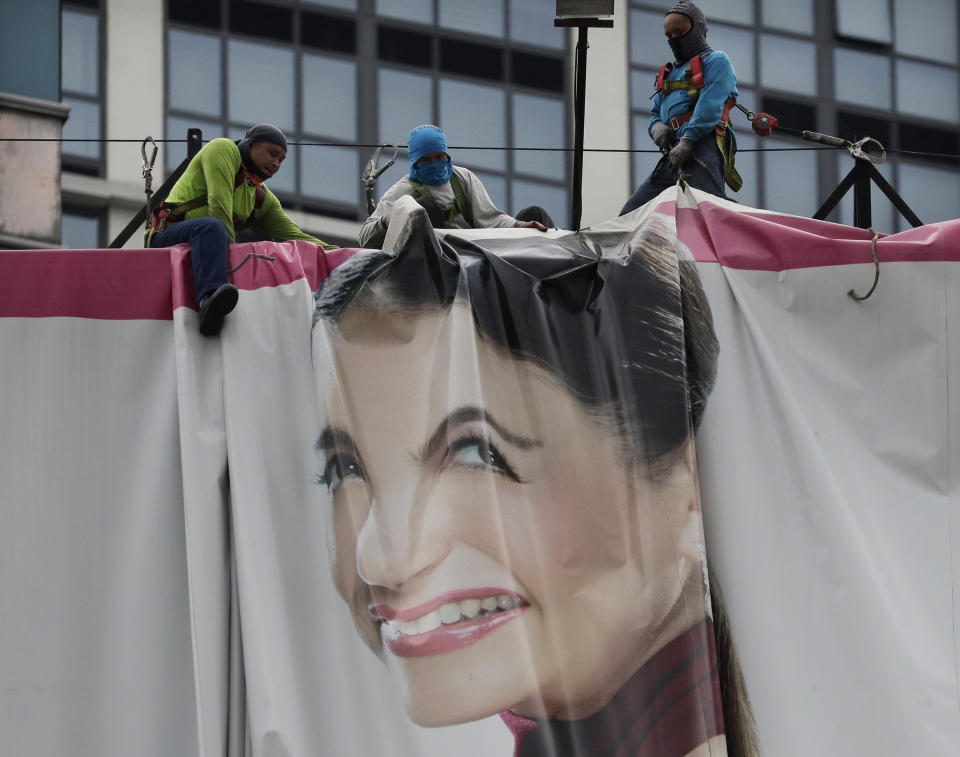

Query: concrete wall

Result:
[105,0,165,246]
[0,94,70,248]
[578,17,631,227]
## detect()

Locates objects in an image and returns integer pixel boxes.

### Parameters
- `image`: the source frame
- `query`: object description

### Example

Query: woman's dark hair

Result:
[317,211,719,467]
[314,209,756,754]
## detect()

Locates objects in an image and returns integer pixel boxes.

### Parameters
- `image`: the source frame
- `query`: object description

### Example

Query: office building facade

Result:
[51,0,960,248]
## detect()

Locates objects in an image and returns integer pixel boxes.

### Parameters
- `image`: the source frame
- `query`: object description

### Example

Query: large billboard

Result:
[1,189,958,756]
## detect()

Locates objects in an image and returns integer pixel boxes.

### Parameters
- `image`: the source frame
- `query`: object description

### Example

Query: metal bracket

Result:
[810,131,922,230]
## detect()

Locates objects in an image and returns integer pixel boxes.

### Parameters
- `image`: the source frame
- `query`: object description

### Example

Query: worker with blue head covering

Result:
[407,125,453,185]
[359,124,553,248]
[620,1,741,215]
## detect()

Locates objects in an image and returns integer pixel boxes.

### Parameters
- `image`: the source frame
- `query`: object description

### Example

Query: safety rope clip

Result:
[847,137,886,164]
[362,142,399,188]
[141,136,158,179]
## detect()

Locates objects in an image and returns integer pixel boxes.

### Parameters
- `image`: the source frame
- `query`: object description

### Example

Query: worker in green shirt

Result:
[148,123,334,336]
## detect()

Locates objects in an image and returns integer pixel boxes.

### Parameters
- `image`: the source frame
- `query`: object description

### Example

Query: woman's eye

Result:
[316,453,364,493]
[442,437,520,481]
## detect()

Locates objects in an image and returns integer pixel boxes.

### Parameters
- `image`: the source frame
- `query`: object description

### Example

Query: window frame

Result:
[61,1,106,177]
[163,0,571,224]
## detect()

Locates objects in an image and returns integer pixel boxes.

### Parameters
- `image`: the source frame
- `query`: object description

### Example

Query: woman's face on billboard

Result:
[316,306,706,726]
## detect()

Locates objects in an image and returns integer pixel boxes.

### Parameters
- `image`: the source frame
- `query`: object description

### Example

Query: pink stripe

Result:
[3,207,958,321]
[669,201,960,269]
[0,243,360,320]
[0,248,176,320]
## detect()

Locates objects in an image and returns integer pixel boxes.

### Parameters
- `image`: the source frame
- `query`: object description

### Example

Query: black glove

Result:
[668,137,695,171]
[650,122,676,152]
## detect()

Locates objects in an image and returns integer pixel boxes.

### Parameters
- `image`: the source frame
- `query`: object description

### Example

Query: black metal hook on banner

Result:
[228,252,277,274]
[848,229,880,302]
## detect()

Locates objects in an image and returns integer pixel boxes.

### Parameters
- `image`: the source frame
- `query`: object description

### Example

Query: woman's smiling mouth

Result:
[370,591,529,657]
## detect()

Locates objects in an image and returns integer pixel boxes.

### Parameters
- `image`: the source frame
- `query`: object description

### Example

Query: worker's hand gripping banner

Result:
[310,197,738,757]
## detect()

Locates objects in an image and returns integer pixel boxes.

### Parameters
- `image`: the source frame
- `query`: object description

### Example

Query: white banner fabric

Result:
[0,191,958,756]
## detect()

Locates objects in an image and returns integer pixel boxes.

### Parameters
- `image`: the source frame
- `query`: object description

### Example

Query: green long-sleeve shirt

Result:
[162,138,334,248]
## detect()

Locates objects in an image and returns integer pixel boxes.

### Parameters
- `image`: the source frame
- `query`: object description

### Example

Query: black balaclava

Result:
[666,1,709,63]
[236,123,288,179]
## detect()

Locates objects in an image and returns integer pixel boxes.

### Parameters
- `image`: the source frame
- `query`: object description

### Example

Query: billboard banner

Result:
[1,189,958,756]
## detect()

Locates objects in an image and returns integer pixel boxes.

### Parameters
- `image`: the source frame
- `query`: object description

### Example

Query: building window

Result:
[760,0,813,34]
[893,0,958,62]
[898,159,960,227]
[759,34,817,95]
[895,60,959,123]
[629,9,669,68]
[709,24,755,84]
[61,207,104,249]
[834,48,892,110]
[376,0,432,24]
[165,0,570,225]
[836,0,892,44]
[707,0,753,25]
[438,0,505,39]
[61,2,104,173]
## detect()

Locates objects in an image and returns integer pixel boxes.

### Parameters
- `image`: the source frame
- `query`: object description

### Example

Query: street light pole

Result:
[555,3,614,230]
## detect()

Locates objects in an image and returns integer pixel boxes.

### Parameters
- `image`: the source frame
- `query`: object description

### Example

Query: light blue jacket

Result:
[649,48,738,144]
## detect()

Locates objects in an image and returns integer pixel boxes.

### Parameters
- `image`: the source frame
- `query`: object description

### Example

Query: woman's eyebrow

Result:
[419,405,543,460]
[315,426,358,453]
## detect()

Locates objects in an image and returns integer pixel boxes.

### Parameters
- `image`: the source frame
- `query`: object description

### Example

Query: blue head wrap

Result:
[407,124,452,185]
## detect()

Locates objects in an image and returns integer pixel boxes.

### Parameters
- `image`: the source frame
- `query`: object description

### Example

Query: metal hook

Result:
[362,142,399,214]
[363,142,399,184]
[141,136,159,230]
[848,137,886,164]
[735,102,756,121]
[141,136,158,178]
[848,229,881,302]
[228,252,277,274]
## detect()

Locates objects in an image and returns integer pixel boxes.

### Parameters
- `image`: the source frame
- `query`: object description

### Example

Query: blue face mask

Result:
[410,158,453,185]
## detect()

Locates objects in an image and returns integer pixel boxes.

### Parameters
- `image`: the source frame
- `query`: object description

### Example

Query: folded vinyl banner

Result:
[1,188,958,757]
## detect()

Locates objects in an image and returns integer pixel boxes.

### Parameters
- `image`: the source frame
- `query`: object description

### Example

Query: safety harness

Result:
[408,171,476,229]
[654,52,742,192]
[146,165,266,246]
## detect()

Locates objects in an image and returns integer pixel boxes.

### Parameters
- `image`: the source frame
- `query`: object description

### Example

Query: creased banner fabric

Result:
[0,188,958,756]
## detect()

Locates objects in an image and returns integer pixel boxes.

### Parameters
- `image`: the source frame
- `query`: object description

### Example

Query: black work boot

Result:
[198,283,239,336]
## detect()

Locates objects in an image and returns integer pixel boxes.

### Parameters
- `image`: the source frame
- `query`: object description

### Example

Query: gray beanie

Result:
[237,123,287,151]
[235,123,287,179]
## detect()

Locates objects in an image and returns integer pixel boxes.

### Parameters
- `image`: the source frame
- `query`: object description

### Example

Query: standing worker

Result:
[620,1,741,215]
[359,124,552,248]
[147,124,334,336]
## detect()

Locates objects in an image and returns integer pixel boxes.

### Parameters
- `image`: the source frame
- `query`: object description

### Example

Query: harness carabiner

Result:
[735,103,778,136]
[362,142,399,214]
[141,136,159,228]
[848,137,886,164]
